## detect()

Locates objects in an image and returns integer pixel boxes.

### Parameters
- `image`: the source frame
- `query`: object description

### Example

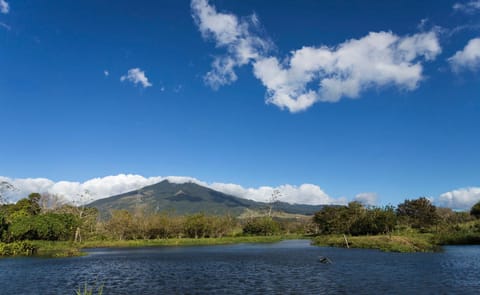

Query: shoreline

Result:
[27,235,300,258]
[312,232,480,253]
[4,232,480,257]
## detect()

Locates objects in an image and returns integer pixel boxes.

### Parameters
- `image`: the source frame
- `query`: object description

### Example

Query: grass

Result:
[30,240,83,257]
[312,233,439,253]
[79,235,293,249]
[25,235,300,257]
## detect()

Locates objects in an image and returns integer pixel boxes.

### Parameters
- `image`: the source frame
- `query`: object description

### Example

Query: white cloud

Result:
[0,174,346,206]
[210,182,346,205]
[448,38,480,71]
[191,0,271,89]
[254,31,440,112]
[354,192,378,206]
[0,175,164,204]
[0,0,9,14]
[120,68,152,88]
[438,187,480,210]
[104,70,109,77]
[191,0,441,112]
[453,0,480,13]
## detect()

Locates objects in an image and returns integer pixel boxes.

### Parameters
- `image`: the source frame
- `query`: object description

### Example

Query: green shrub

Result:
[0,241,36,256]
[243,217,279,236]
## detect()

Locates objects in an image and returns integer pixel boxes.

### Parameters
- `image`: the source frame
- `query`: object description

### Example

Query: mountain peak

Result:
[89,180,323,217]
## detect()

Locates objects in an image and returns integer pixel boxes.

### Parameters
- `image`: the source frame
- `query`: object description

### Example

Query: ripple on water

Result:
[1,241,480,294]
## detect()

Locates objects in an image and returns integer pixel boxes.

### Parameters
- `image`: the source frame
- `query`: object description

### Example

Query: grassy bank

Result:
[312,234,438,253]
[20,235,300,258]
[79,235,290,249]
[30,241,84,257]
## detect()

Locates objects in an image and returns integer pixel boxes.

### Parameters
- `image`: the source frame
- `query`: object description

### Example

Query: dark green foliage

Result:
[13,193,42,216]
[314,203,397,236]
[470,201,480,218]
[397,197,438,229]
[242,217,279,236]
[0,214,7,241]
[8,213,78,241]
[350,206,396,236]
[313,206,348,234]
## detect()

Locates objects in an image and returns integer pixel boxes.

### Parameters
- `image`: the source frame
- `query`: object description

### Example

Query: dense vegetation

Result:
[0,192,311,256]
[312,198,480,252]
[1,192,480,256]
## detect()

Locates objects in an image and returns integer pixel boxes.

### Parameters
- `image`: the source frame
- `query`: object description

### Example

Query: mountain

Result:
[88,180,324,217]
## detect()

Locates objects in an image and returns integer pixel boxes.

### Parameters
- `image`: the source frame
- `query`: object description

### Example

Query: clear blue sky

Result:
[1,0,479,206]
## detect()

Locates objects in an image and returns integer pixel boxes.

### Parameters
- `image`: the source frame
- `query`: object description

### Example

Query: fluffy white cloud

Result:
[191,0,441,112]
[448,38,480,71]
[354,192,378,206]
[210,182,346,205]
[120,68,152,88]
[191,0,271,89]
[453,0,480,13]
[0,0,9,14]
[254,31,440,112]
[0,175,164,204]
[0,174,346,206]
[438,187,480,210]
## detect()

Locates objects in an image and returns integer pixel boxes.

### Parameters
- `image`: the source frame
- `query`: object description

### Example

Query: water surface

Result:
[1,240,479,294]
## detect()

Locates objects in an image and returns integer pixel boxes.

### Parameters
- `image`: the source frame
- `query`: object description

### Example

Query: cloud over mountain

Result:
[0,174,344,206]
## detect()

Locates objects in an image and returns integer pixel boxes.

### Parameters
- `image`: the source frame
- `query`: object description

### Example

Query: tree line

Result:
[313,197,480,236]
[1,193,480,248]
[0,193,312,244]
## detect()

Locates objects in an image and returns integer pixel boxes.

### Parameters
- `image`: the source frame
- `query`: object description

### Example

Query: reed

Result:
[74,282,104,295]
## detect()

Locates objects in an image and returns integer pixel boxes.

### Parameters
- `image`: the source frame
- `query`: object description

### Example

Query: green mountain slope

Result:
[88,180,324,217]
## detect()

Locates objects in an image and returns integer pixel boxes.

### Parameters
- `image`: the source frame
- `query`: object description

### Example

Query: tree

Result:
[104,210,135,240]
[471,201,480,219]
[396,197,438,229]
[313,206,347,234]
[8,213,78,241]
[267,190,281,217]
[184,213,208,239]
[54,204,98,242]
[13,193,41,216]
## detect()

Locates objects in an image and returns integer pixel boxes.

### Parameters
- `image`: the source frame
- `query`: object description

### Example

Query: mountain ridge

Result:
[88,180,324,217]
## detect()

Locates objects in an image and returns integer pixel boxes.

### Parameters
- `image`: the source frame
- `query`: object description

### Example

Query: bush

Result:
[243,217,279,236]
[0,241,36,256]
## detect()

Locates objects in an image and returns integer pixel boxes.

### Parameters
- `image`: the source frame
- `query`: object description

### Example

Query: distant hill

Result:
[88,180,324,218]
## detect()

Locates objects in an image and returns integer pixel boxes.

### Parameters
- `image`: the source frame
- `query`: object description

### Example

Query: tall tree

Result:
[471,201,480,219]
[396,197,438,229]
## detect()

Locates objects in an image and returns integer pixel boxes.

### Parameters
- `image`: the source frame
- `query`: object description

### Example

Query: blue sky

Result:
[1,0,479,209]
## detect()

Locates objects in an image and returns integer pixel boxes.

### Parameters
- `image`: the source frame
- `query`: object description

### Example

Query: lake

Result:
[1,240,479,294]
